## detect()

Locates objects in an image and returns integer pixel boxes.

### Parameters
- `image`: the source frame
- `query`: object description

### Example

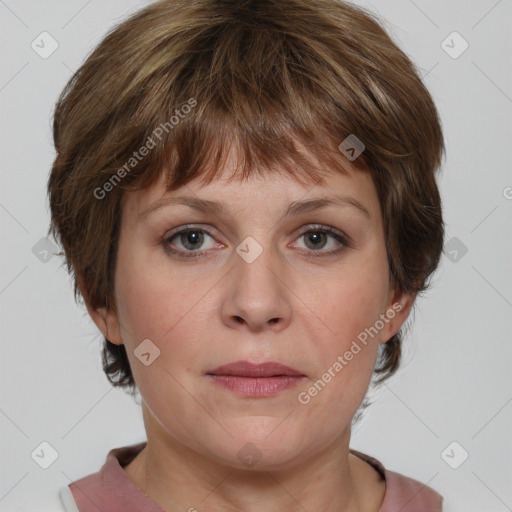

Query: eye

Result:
[164,227,219,258]
[163,224,350,259]
[292,225,350,257]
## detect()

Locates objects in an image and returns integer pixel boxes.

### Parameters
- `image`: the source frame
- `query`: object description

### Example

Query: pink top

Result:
[67,442,443,511]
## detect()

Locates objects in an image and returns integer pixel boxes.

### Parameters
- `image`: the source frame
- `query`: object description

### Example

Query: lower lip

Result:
[207,375,306,397]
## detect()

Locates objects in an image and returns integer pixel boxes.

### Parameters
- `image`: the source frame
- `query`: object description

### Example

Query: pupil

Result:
[183,231,202,249]
[307,231,325,249]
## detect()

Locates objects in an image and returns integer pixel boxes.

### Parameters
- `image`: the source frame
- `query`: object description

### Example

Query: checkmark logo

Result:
[134,339,161,366]
[31,441,59,469]
[236,236,263,263]
[338,134,365,161]
[443,236,468,263]
[441,31,469,59]
[31,31,58,59]
[441,441,469,469]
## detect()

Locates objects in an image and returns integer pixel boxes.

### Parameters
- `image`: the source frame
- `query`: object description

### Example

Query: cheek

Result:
[309,260,389,343]
[298,274,386,421]
[297,252,390,401]
[114,247,218,358]
[113,266,212,410]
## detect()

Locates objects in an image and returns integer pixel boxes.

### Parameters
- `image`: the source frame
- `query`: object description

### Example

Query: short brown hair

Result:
[48,0,445,397]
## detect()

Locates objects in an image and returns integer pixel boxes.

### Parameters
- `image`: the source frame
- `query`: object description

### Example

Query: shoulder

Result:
[382,467,444,511]
[350,449,444,512]
[57,442,150,512]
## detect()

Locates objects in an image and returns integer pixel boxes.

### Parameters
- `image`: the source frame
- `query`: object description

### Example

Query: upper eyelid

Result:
[166,223,345,236]
[165,224,349,246]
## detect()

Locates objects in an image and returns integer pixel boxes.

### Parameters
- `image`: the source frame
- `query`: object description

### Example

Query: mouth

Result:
[206,360,306,397]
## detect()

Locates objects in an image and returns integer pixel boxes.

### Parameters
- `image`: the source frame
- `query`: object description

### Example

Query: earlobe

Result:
[91,306,124,346]
[101,309,124,346]
[76,273,124,346]
[380,289,415,343]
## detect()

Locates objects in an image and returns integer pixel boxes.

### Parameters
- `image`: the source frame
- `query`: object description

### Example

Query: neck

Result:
[123,416,385,512]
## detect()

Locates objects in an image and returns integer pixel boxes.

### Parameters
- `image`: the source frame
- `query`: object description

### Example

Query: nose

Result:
[220,241,292,332]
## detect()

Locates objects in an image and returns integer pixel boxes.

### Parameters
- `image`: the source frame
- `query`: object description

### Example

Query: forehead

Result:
[121,145,381,225]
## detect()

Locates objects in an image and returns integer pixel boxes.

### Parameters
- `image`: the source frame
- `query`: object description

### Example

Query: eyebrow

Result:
[137,194,371,223]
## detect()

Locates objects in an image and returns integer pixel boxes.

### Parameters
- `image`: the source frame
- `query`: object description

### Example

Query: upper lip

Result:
[207,360,304,377]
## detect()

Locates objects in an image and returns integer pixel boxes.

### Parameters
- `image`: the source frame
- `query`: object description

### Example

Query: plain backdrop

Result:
[1,1,511,511]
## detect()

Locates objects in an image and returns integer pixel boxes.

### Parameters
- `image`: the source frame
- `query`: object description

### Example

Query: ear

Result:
[379,286,416,343]
[76,273,123,346]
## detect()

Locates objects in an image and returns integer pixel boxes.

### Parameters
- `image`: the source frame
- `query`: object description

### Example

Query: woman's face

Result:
[98,151,411,470]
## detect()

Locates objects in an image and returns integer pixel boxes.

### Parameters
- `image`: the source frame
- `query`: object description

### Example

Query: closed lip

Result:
[206,360,304,377]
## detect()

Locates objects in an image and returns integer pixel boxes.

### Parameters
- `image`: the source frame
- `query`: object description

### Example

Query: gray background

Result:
[1,0,511,510]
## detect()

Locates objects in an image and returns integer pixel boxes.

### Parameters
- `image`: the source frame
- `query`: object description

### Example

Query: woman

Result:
[48,0,445,510]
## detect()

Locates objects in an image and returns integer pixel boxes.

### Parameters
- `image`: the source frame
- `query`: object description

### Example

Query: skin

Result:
[83,147,414,512]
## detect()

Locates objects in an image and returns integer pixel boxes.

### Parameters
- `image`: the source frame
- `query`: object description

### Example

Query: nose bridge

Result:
[235,234,280,299]
[223,233,291,330]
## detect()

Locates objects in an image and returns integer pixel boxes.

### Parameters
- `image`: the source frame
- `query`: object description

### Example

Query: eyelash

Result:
[162,224,350,260]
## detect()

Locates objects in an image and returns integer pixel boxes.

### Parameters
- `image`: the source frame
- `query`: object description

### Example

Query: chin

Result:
[204,421,308,470]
